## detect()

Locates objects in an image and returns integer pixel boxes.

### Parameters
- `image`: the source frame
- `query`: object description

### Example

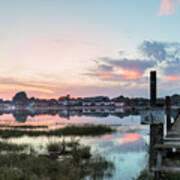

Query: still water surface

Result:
[0,112,150,180]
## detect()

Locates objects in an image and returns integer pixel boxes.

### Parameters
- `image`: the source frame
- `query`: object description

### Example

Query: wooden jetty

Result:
[167,115,180,138]
[148,71,180,179]
[151,111,180,179]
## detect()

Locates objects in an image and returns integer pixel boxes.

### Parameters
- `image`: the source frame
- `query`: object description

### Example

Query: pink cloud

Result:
[98,73,114,79]
[119,69,142,80]
[167,75,180,81]
[96,71,142,80]
[159,0,180,16]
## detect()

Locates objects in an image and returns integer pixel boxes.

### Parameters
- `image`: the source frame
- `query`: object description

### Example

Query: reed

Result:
[0,125,115,138]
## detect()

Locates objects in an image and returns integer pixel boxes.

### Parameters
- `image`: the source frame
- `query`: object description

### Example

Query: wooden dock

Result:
[151,112,180,178]
[167,114,180,138]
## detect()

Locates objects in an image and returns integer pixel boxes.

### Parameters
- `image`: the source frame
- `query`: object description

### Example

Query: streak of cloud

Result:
[87,56,155,82]
[167,75,180,81]
[86,40,180,98]
[159,0,180,16]
[139,41,167,61]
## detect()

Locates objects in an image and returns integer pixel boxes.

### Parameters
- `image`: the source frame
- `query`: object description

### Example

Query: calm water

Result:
[0,111,141,128]
[0,111,151,180]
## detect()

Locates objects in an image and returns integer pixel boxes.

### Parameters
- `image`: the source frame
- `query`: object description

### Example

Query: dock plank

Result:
[152,167,180,173]
[166,114,180,139]
[152,114,180,174]
[155,143,180,150]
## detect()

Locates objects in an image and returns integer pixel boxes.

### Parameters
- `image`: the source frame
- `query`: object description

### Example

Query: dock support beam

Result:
[149,124,163,169]
[166,96,171,130]
[150,71,157,107]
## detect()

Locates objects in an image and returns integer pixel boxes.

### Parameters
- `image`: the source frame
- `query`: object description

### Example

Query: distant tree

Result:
[12,91,28,104]
[29,97,35,101]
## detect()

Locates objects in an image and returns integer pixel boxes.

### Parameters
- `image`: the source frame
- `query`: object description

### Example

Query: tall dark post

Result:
[150,71,157,107]
[166,96,171,130]
[149,124,163,169]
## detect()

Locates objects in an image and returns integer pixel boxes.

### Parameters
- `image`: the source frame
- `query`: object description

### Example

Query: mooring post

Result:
[166,96,171,130]
[150,71,157,107]
[149,124,163,169]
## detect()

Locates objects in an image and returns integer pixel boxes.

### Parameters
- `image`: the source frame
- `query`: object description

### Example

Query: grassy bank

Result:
[0,125,115,138]
[134,169,180,180]
[0,153,114,180]
[0,141,27,152]
[0,140,114,180]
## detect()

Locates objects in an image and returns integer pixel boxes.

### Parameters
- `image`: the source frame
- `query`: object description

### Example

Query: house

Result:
[114,102,124,107]
[82,102,94,106]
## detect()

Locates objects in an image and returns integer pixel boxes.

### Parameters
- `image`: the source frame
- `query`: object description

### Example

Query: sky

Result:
[0,0,180,99]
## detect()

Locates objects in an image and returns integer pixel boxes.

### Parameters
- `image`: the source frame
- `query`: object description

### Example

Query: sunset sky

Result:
[0,0,180,99]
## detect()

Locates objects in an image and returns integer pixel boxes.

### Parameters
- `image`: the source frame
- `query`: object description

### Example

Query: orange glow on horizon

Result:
[122,133,142,144]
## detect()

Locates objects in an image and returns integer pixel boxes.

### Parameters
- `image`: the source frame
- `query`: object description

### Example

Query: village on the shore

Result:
[1,91,180,112]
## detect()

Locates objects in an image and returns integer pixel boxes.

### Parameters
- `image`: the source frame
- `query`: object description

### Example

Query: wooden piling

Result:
[150,71,157,107]
[166,96,171,130]
[149,124,163,169]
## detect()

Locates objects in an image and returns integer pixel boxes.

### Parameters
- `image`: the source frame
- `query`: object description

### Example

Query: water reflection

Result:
[2,125,149,180]
[12,110,29,122]
[122,133,142,144]
[0,108,140,130]
[0,108,179,179]
[3,108,176,126]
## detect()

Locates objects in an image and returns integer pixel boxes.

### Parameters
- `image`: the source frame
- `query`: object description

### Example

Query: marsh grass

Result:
[160,173,180,180]
[134,169,154,180]
[47,138,91,161]
[47,142,62,152]
[0,141,27,152]
[47,140,66,155]
[72,145,91,162]
[0,125,115,138]
[134,169,180,180]
[0,125,115,179]
[0,142,114,180]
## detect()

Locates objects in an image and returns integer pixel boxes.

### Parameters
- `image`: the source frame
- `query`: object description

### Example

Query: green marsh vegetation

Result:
[134,169,180,180]
[0,138,114,180]
[0,152,114,180]
[0,124,115,138]
[160,173,180,180]
[0,124,115,179]
[47,138,91,161]
[0,141,27,152]
[133,169,154,180]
